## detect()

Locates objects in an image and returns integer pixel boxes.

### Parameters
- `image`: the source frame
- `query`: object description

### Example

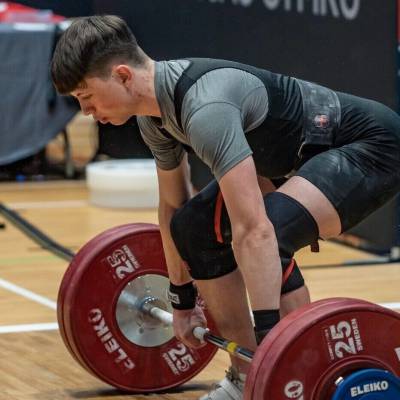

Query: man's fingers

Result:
[178,327,207,349]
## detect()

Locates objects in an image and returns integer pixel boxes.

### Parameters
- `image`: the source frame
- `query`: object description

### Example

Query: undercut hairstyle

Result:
[51,15,148,94]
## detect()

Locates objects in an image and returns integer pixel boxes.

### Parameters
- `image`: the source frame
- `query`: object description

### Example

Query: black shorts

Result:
[296,92,400,231]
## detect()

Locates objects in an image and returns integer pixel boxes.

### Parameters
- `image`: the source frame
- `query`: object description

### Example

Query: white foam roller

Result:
[86,159,159,208]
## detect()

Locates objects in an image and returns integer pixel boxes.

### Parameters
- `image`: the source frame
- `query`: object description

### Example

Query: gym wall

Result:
[94,0,398,109]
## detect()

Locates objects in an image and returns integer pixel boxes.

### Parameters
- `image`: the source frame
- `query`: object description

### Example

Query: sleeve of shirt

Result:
[137,116,185,170]
[184,102,253,181]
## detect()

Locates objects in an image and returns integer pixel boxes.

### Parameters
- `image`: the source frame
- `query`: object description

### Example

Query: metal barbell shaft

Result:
[141,300,254,363]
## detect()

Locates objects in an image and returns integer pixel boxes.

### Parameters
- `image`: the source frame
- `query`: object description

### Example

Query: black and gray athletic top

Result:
[137,58,303,180]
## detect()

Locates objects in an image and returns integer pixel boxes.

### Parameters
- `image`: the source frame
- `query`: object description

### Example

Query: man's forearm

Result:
[158,202,193,285]
[232,230,282,311]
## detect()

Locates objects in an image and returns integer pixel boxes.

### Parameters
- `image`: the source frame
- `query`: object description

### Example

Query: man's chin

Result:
[106,117,130,126]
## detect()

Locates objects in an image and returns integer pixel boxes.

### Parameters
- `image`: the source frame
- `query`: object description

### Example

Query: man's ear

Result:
[113,65,133,85]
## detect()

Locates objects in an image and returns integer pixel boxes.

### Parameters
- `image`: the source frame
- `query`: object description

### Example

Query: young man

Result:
[51,15,400,400]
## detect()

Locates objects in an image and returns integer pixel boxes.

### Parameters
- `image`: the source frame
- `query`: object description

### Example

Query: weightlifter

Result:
[51,15,400,400]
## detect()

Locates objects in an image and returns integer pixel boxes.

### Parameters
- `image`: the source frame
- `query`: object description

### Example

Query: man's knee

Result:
[170,183,237,280]
[170,180,219,256]
[170,205,190,260]
[281,260,304,294]
[170,199,202,266]
[171,188,319,285]
[264,191,319,294]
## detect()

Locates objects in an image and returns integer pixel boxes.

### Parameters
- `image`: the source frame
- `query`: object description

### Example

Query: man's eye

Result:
[82,95,92,100]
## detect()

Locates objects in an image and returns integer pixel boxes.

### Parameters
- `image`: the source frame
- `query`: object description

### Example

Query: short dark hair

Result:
[51,15,148,94]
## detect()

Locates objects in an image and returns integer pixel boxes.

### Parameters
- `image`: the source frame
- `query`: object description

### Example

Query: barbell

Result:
[58,223,400,398]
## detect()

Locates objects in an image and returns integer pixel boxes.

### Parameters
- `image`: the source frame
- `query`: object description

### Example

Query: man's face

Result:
[71,74,134,125]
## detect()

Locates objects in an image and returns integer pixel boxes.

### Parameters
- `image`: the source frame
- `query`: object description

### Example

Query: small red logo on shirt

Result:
[314,114,330,128]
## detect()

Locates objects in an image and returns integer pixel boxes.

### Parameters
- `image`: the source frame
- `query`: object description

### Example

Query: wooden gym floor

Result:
[0,180,399,400]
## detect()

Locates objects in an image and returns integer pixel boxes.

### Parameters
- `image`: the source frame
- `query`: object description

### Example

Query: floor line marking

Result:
[0,322,58,334]
[0,255,61,266]
[0,275,398,335]
[0,278,57,310]
[379,302,400,310]
[8,200,87,210]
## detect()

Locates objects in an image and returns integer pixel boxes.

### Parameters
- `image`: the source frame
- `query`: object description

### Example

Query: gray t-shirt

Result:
[137,60,269,180]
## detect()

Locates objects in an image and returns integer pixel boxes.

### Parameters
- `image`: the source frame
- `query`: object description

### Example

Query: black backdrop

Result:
[15,1,94,18]
[93,0,399,110]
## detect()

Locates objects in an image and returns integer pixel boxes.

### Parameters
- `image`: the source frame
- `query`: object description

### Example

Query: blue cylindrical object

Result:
[332,369,400,399]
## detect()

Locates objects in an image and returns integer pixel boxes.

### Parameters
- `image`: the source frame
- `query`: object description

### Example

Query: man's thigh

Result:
[285,146,400,238]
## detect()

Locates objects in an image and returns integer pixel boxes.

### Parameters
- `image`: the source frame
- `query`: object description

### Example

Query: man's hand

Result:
[173,305,208,349]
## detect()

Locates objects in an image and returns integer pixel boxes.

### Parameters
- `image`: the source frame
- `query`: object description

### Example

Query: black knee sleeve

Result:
[281,260,304,294]
[264,192,319,294]
[170,184,319,286]
[170,181,237,280]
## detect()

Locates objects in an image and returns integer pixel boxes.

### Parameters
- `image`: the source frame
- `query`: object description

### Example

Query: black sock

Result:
[253,309,280,344]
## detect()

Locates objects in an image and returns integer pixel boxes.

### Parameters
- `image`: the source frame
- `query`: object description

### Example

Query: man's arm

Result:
[156,154,193,285]
[137,117,207,346]
[185,101,282,310]
[137,116,192,283]
[157,155,208,348]
[219,156,282,311]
